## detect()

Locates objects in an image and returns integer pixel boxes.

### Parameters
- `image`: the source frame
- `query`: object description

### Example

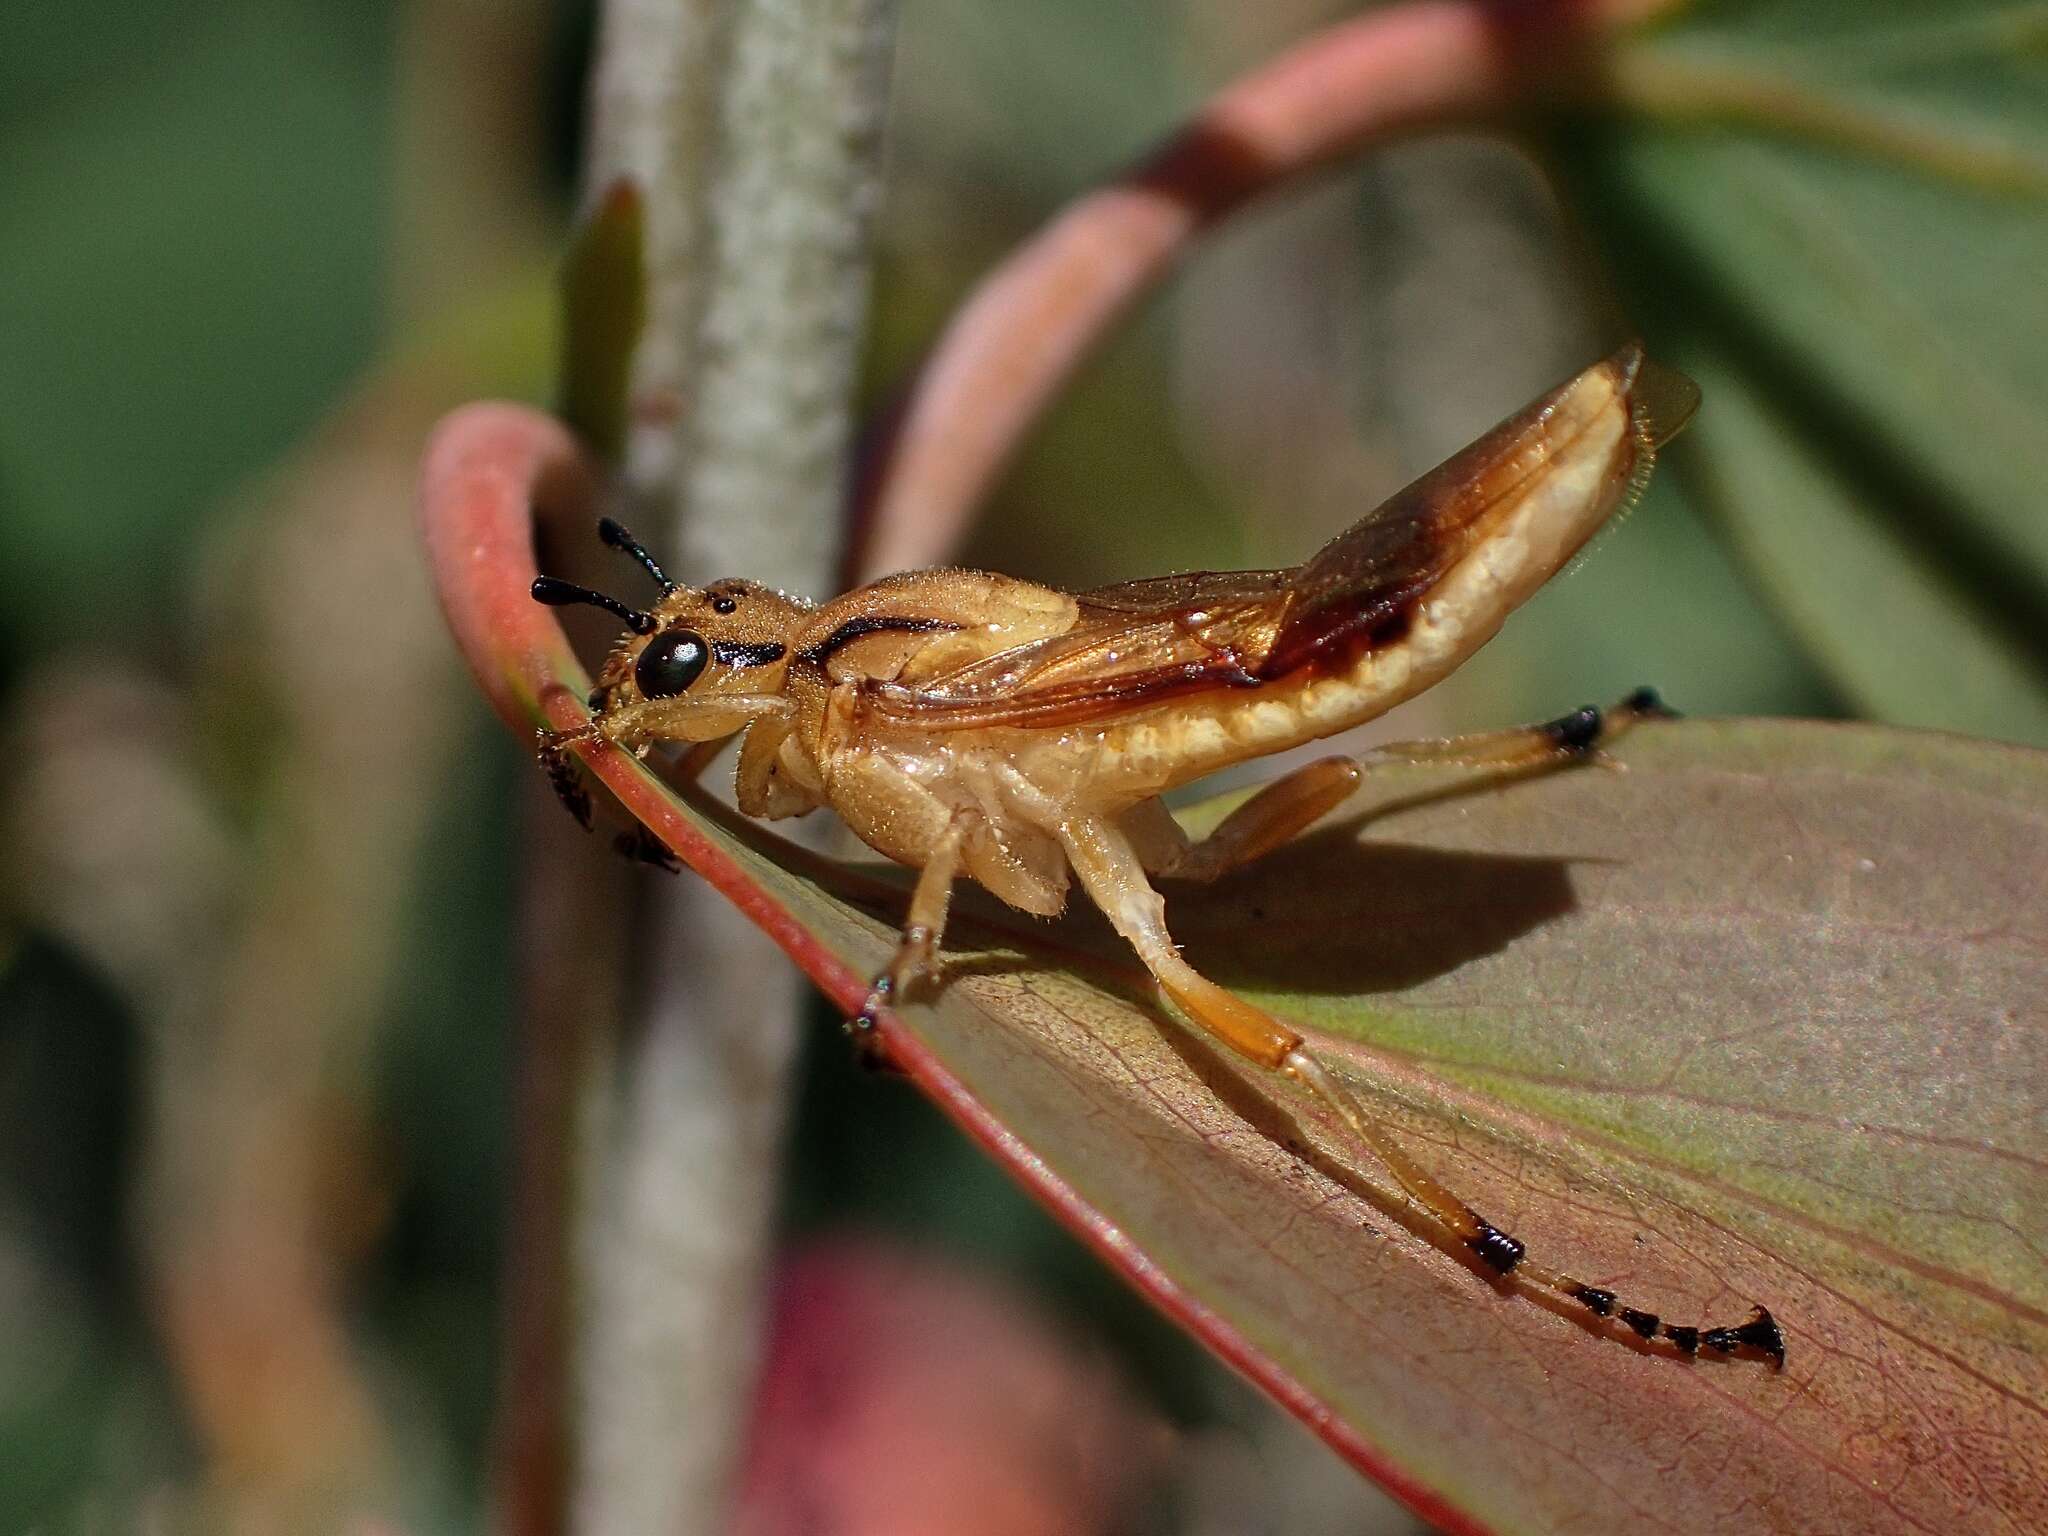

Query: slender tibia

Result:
[1142,688,1675,884]
[1151,757,1365,883]
[1062,810,1782,1368]
[1363,685,1674,772]
[1061,816,1301,1066]
[849,813,974,1061]
[1285,1049,1782,1364]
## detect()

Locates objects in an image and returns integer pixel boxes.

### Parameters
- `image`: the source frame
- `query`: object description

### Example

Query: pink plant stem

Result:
[421,403,599,1536]
[851,0,1616,581]
[420,403,597,738]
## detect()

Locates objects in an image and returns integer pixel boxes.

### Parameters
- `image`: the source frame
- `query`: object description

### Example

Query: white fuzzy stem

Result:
[573,2,898,1534]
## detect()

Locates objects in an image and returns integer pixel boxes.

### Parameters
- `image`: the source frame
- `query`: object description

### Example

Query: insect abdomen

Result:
[1096,347,1668,793]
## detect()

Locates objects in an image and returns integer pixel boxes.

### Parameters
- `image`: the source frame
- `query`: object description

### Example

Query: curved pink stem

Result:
[851,0,1630,581]
[419,402,598,737]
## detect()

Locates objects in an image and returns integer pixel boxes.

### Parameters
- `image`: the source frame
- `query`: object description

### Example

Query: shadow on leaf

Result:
[1168,830,1578,996]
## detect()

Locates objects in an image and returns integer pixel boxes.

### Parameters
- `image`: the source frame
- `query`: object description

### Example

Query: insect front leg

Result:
[848,811,975,1067]
[533,708,651,832]
[1138,688,1676,885]
[1059,812,1782,1368]
[537,725,599,828]
[534,706,760,870]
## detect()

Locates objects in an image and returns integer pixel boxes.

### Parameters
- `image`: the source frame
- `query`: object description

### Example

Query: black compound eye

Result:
[634,629,710,699]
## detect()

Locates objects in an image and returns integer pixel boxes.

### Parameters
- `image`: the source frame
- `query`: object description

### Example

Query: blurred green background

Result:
[1,0,2041,1531]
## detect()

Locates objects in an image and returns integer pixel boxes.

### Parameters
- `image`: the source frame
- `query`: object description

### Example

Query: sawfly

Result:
[533,342,1784,1368]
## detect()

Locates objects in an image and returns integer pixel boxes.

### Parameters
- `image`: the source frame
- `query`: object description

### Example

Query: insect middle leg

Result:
[848,812,974,1063]
[1059,811,1782,1366]
[1135,688,1674,884]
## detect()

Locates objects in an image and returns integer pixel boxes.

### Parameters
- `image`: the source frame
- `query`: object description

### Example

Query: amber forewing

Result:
[871,345,1681,732]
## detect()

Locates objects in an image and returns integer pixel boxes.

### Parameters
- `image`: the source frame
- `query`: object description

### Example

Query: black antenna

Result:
[531,576,657,634]
[597,517,675,591]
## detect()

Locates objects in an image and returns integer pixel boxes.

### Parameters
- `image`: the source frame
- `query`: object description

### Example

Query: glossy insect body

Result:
[534,343,1785,1368]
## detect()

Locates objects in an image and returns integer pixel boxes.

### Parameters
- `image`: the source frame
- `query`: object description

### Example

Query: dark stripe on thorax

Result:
[712,640,787,669]
[797,614,956,667]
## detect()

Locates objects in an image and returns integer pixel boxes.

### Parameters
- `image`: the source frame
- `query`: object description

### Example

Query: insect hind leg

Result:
[1367,685,1675,773]
[1133,757,1366,884]
[1062,810,1782,1369]
[1281,1048,1782,1367]
[1139,687,1677,885]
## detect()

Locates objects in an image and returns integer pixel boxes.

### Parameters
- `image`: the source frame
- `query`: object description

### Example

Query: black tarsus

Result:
[845,975,903,1074]
[1569,1282,1779,1365]
[597,516,676,591]
[531,575,656,635]
[1541,686,1677,754]
[1702,1306,1786,1368]
[1663,1324,1700,1357]
[1570,1284,1617,1318]
[853,972,892,1028]
[1623,685,1678,719]
[1466,1218,1525,1275]
[1546,704,1604,752]
[1620,1306,1661,1340]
